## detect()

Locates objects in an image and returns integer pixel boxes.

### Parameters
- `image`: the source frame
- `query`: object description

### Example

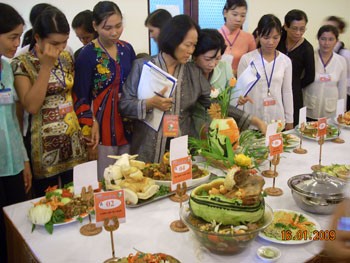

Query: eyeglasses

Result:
[289,26,306,33]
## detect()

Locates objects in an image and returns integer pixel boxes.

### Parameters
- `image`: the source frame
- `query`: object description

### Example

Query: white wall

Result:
[2,0,350,53]
[1,0,149,55]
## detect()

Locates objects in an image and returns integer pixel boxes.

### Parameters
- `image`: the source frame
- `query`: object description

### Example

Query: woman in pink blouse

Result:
[219,0,256,76]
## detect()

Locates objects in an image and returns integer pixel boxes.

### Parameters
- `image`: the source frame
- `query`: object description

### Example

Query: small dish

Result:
[257,246,281,262]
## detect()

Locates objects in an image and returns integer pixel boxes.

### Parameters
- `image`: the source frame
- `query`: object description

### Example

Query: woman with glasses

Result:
[304,25,347,120]
[277,9,315,126]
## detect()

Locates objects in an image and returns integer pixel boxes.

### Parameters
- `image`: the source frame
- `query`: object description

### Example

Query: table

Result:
[4,126,350,263]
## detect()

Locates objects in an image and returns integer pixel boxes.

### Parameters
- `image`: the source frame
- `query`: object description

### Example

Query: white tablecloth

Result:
[4,127,350,263]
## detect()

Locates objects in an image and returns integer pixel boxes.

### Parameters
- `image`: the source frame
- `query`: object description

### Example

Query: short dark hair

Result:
[144,9,172,29]
[317,25,339,40]
[193,29,226,58]
[93,1,122,26]
[0,3,24,34]
[257,14,282,38]
[326,16,346,33]
[284,9,308,27]
[72,10,95,35]
[30,6,70,49]
[223,0,247,22]
[158,15,200,59]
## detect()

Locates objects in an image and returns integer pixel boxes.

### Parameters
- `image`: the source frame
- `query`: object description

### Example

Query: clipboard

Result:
[235,61,260,107]
[137,61,177,131]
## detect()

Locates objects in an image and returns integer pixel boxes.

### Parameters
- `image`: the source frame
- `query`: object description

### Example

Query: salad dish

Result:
[295,122,339,141]
[320,164,350,180]
[259,209,320,244]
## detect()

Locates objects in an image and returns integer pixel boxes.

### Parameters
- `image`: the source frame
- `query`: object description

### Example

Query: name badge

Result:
[221,54,234,65]
[58,101,73,116]
[163,115,179,137]
[0,88,14,105]
[263,96,276,107]
[320,73,331,82]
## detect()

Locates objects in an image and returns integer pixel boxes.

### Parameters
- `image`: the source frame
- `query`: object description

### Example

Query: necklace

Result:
[286,38,300,56]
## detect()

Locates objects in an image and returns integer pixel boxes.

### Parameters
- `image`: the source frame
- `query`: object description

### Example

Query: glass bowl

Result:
[180,203,273,255]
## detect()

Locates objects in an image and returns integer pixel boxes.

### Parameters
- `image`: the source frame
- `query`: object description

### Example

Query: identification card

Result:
[163,115,179,137]
[263,96,276,107]
[221,54,234,65]
[319,73,331,82]
[0,88,14,104]
[58,101,73,116]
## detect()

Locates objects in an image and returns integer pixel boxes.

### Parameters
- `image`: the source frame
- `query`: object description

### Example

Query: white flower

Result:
[210,87,220,99]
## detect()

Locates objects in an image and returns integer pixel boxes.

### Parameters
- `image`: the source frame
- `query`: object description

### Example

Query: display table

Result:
[4,128,350,263]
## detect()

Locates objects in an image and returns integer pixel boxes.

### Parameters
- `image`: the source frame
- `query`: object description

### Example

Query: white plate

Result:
[258,209,321,245]
[283,133,300,149]
[33,213,89,226]
[295,122,339,141]
[154,168,210,187]
[332,117,350,129]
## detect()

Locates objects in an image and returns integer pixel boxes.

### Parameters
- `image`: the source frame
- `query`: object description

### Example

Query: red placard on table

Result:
[269,133,284,156]
[94,190,126,226]
[317,117,327,138]
[171,156,192,191]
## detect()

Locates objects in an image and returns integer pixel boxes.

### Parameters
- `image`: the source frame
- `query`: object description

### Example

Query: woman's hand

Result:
[85,119,100,150]
[23,161,32,193]
[35,43,61,70]
[237,95,254,106]
[251,116,267,134]
[285,123,294,131]
[146,87,173,112]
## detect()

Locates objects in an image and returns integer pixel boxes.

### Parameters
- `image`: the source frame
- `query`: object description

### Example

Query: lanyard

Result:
[98,38,120,63]
[51,58,66,88]
[286,39,300,56]
[221,28,240,49]
[318,50,333,73]
[0,57,4,89]
[260,49,276,95]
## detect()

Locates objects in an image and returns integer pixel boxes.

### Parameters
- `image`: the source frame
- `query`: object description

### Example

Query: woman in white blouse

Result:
[237,14,294,130]
[304,25,347,120]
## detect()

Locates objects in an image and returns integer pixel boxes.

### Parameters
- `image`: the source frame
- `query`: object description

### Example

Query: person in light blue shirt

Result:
[0,3,32,262]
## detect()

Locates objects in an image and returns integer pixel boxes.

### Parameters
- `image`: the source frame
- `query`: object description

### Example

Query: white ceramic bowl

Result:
[257,246,281,262]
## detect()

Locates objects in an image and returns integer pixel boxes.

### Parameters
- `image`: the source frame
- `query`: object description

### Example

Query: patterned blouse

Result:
[11,51,87,179]
[73,39,136,146]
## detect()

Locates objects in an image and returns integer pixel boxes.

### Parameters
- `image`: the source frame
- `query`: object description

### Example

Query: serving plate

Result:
[154,168,210,187]
[295,122,339,141]
[282,133,300,149]
[35,213,89,226]
[259,209,321,245]
[332,117,350,129]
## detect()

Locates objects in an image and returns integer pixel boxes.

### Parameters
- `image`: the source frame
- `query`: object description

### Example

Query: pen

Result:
[154,91,175,104]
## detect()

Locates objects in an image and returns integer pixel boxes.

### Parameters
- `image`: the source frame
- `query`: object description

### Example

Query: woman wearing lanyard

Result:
[0,4,31,262]
[277,9,315,126]
[304,25,347,120]
[237,14,294,130]
[73,1,136,179]
[12,7,87,196]
[219,0,256,76]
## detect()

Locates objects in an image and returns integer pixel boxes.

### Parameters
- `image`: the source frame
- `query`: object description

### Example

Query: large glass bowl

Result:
[180,203,273,255]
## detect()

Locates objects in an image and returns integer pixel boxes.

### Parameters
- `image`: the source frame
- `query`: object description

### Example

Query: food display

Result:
[296,121,338,140]
[104,154,160,205]
[179,167,272,254]
[28,184,93,234]
[336,111,350,127]
[321,164,350,180]
[259,209,320,244]
[115,252,180,263]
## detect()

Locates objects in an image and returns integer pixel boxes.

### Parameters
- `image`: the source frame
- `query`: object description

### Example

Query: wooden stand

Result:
[103,217,120,263]
[170,182,189,232]
[332,117,344,144]
[311,136,324,172]
[169,182,189,202]
[261,161,278,178]
[264,155,283,196]
[80,186,102,236]
[294,123,307,154]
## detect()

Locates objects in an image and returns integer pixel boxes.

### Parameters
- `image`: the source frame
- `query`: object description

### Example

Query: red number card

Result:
[171,156,192,190]
[317,117,327,137]
[269,133,283,156]
[94,190,126,226]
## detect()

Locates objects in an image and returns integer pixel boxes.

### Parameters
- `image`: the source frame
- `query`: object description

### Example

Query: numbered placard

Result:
[94,190,126,226]
[269,133,283,156]
[317,117,327,138]
[171,156,192,191]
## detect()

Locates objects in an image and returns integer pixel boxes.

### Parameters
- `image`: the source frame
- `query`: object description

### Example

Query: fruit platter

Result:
[295,121,339,140]
[28,183,94,234]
